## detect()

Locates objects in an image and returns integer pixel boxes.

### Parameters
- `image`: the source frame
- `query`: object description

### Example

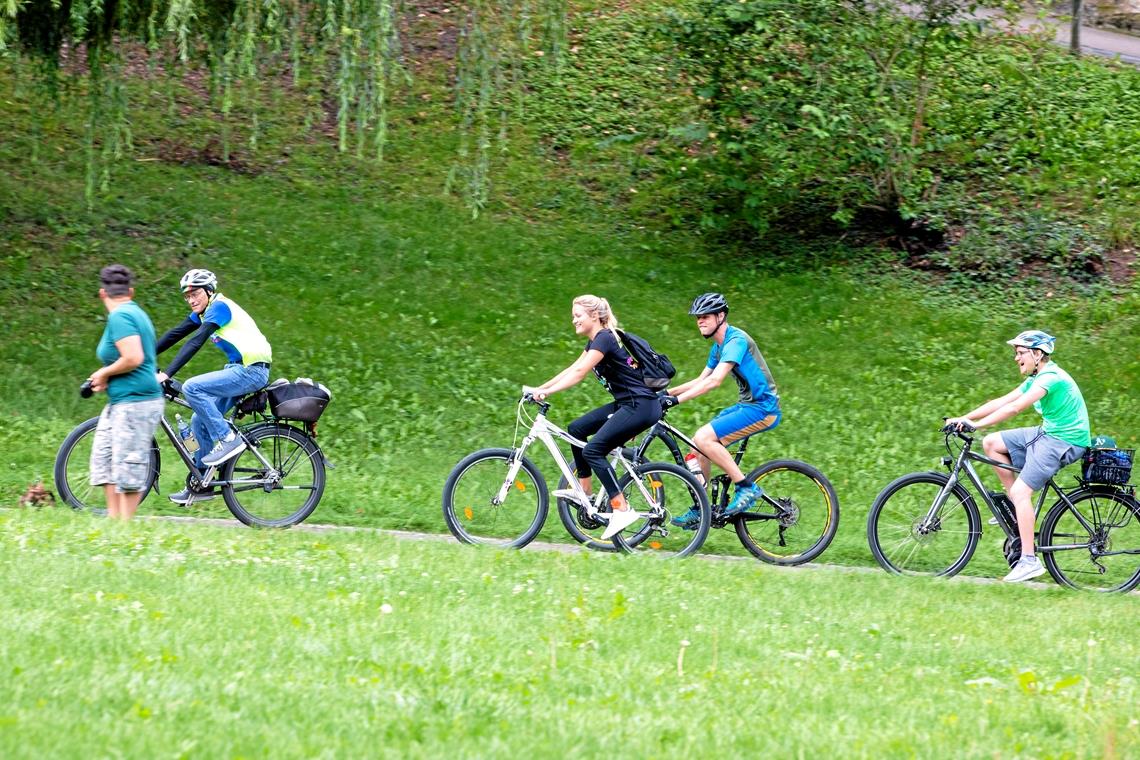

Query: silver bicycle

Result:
[442,390,712,556]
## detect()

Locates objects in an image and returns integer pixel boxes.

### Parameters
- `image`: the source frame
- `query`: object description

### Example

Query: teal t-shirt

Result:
[1018,363,1090,448]
[97,301,163,405]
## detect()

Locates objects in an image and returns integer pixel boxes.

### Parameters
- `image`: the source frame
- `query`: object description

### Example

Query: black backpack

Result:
[616,329,676,390]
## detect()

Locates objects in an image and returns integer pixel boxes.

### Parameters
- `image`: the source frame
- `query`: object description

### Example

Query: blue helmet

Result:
[1007,330,1055,355]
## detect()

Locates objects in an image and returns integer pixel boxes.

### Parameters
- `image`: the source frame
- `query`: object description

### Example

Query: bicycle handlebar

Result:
[520,387,551,414]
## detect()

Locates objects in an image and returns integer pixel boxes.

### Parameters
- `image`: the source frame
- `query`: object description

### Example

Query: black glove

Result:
[942,420,975,433]
[659,394,679,411]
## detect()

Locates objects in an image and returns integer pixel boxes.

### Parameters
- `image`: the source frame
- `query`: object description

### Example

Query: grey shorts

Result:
[89,398,165,493]
[1000,426,1087,491]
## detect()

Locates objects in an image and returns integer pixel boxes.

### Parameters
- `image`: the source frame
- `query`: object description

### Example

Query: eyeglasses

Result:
[1013,349,1034,358]
[183,289,204,302]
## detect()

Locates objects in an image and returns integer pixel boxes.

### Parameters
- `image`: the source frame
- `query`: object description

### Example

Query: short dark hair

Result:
[100,264,134,297]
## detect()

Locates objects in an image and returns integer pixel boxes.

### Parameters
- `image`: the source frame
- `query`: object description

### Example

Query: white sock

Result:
[223,432,235,442]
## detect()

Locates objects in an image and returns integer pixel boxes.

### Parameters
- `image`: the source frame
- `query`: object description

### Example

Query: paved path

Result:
[900,4,1140,65]
[142,514,1083,592]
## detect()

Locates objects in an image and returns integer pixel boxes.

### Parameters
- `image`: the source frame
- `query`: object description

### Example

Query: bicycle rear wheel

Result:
[220,424,326,527]
[733,459,840,565]
[1039,488,1140,592]
[442,448,548,548]
[610,461,710,558]
[867,471,981,576]
[53,416,159,515]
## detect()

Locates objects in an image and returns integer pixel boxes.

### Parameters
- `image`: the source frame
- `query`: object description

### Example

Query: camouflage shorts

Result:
[89,398,164,493]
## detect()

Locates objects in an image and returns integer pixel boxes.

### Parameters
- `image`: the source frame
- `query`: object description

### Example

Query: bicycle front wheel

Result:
[867,471,981,576]
[53,416,159,515]
[221,424,326,527]
[611,461,710,558]
[442,448,548,548]
[1039,488,1140,592]
[733,459,840,565]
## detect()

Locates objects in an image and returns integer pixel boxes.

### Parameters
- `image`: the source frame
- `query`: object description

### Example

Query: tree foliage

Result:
[659,0,1003,235]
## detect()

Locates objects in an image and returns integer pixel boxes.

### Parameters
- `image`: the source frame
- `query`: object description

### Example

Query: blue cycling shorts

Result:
[710,403,781,445]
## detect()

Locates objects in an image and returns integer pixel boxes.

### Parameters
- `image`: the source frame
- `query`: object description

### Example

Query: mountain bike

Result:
[866,427,1140,592]
[54,379,328,528]
[564,408,839,564]
[442,391,712,557]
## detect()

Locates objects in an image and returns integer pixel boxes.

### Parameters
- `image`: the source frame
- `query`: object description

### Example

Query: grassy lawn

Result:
[2,133,1136,574]
[0,509,1137,757]
[0,23,1137,581]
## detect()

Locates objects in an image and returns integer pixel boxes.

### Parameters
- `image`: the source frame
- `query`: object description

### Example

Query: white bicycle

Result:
[442,390,712,556]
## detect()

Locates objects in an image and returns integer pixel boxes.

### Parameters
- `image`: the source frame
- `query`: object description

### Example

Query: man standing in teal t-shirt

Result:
[87,265,165,520]
[945,330,1090,583]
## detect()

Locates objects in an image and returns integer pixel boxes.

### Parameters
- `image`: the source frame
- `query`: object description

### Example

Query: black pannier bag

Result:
[267,378,332,422]
[234,389,268,417]
[1082,448,1134,486]
[616,329,676,390]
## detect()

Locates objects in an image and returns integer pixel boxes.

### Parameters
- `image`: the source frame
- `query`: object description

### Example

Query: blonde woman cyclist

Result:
[527,295,662,540]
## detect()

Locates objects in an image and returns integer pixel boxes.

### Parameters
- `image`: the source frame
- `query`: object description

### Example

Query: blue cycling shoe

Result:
[723,483,763,517]
[670,508,702,529]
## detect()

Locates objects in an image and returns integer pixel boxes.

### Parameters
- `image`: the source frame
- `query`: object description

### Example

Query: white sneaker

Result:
[601,509,641,540]
[1003,555,1046,583]
[552,488,591,507]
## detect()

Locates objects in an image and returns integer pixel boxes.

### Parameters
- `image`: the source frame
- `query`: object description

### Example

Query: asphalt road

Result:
[899,4,1140,65]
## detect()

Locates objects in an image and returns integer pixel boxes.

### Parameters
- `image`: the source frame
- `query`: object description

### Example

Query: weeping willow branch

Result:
[2,0,565,213]
[447,0,566,218]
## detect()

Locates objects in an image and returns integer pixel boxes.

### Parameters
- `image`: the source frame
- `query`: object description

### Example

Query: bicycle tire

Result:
[442,448,548,548]
[867,471,981,577]
[1039,487,1140,592]
[554,473,621,553]
[220,423,326,528]
[53,416,159,516]
[733,459,840,566]
[610,461,711,558]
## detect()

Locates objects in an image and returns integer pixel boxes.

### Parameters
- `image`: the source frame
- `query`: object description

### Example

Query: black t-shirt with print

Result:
[586,329,656,403]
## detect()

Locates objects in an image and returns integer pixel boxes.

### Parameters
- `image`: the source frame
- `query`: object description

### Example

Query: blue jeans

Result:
[182,363,270,468]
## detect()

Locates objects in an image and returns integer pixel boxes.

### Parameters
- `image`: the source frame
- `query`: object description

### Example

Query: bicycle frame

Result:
[152,389,297,495]
[928,432,1097,553]
[633,417,749,469]
[495,398,659,519]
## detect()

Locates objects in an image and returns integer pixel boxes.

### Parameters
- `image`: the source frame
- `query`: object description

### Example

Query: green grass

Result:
[0,510,1137,757]
[1,20,1138,581]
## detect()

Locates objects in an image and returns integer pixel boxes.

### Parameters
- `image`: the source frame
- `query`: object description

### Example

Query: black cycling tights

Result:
[568,398,662,500]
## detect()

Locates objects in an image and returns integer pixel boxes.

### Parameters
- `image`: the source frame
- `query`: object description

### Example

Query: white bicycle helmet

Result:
[1006,330,1055,355]
[180,268,218,293]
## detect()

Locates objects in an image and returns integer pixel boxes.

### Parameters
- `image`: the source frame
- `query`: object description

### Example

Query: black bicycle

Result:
[867,427,1140,592]
[555,409,840,564]
[54,379,329,527]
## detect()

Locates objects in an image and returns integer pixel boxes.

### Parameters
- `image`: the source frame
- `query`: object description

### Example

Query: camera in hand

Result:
[79,380,94,398]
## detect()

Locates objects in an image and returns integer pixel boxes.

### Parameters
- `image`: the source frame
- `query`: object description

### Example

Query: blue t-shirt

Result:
[97,301,162,405]
[707,325,779,412]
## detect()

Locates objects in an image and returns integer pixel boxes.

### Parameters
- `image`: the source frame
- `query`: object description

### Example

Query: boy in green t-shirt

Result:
[944,330,1090,583]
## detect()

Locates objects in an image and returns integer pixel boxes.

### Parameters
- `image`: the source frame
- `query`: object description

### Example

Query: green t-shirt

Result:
[1018,363,1090,448]
[97,301,163,405]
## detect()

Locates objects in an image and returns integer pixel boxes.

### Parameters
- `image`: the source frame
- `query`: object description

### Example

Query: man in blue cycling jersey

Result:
[155,269,272,503]
[661,293,781,527]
